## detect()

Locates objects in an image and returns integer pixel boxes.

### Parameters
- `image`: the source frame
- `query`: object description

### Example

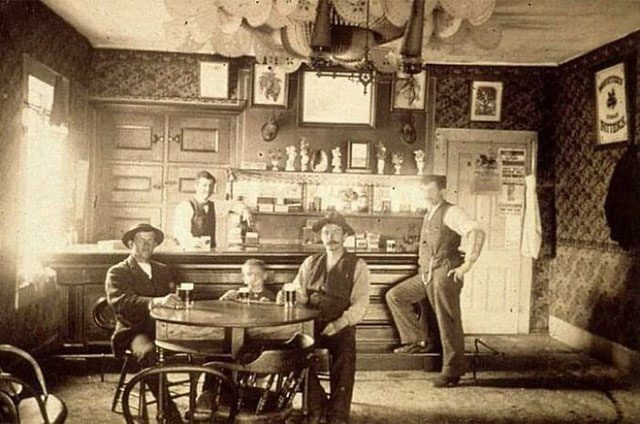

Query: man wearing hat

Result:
[386,175,485,388]
[284,212,370,424]
[105,223,183,421]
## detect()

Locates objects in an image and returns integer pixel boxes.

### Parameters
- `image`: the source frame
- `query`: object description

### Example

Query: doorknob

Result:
[152,184,162,190]
[151,134,164,144]
[169,134,181,144]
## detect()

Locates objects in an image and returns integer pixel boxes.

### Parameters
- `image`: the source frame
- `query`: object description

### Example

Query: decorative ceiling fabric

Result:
[162,0,500,72]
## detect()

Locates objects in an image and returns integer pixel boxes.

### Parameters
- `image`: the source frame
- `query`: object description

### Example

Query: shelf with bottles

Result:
[232,167,427,218]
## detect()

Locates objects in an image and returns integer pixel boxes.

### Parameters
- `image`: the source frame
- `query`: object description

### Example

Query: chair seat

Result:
[18,395,67,424]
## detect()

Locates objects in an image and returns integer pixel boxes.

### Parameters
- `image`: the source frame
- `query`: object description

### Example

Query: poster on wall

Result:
[472,153,500,193]
[593,59,632,148]
[498,148,526,216]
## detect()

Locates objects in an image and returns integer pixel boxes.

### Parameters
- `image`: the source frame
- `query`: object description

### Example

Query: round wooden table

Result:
[151,300,318,356]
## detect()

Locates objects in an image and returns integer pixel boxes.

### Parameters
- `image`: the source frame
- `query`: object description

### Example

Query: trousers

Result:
[386,268,466,377]
[308,325,357,422]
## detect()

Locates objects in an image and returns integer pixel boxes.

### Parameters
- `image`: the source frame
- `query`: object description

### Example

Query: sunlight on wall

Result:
[17,75,69,283]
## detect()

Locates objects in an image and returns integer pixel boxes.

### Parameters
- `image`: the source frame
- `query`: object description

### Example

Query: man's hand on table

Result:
[150,293,183,309]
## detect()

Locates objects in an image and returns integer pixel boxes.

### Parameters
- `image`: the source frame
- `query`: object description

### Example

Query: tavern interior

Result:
[2,0,640,423]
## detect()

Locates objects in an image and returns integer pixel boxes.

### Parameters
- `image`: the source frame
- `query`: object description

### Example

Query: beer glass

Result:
[177,282,194,308]
[237,287,250,303]
[283,288,297,307]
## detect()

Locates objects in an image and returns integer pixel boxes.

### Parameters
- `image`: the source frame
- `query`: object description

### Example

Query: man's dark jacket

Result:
[105,256,174,357]
[604,144,640,250]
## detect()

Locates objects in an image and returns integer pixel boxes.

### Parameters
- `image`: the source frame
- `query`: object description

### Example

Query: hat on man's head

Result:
[122,223,164,247]
[311,212,355,236]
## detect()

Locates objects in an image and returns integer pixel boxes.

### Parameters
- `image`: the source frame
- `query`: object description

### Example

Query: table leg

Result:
[226,327,245,357]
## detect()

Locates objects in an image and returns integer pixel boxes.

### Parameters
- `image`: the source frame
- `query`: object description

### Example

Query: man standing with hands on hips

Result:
[386,175,485,388]
[280,212,370,424]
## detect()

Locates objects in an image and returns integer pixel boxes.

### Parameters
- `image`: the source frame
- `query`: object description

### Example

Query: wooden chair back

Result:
[121,364,238,424]
[0,344,67,424]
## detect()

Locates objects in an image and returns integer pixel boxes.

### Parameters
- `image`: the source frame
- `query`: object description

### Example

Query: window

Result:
[17,57,70,291]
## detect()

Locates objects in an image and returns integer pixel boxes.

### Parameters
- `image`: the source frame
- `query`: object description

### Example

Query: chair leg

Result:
[100,353,105,383]
[112,355,131,412]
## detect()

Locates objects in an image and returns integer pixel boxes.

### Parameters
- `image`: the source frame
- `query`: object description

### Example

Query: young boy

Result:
[220,259,275,302]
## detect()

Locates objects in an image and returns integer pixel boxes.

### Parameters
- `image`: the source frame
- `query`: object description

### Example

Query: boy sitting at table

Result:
[219,259,276,302]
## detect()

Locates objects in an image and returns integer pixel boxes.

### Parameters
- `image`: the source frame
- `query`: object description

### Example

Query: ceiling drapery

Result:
[163,0,501,74]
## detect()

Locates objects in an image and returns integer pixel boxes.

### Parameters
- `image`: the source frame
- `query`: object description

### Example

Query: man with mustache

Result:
[283,212,370,424]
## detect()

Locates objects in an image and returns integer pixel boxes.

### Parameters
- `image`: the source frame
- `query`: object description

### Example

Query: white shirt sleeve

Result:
[443,205,480,236]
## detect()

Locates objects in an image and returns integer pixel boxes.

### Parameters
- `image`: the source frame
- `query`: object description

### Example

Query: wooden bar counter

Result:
[47,244,423,370]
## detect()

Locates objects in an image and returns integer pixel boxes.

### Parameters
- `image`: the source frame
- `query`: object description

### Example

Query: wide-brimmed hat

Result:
[122,223,164,247]
[311,212,355,235]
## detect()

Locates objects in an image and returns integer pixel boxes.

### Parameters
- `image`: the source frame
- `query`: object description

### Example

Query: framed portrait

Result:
[593,57,635,149]
[347,140,371,173]
[252,64,288,108]
[199,61,229,99]
[391,71,427,111]
[470,80,503,122]
[299,71,376,128]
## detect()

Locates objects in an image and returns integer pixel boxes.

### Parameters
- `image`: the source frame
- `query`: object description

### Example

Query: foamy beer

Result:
[177,282,194,308]
[282,283,297,307]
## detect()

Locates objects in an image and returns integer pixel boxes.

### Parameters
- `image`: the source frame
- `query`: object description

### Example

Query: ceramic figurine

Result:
[300,138,310,172]
[392,153,404,175]
[332,146,342,173]
[269,148,283,171]
[312,150,329,172]
[414,149,425,175]
[285,145,297,171]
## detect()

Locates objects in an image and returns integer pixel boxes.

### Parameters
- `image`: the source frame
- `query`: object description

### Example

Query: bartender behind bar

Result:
[173,170,252,249]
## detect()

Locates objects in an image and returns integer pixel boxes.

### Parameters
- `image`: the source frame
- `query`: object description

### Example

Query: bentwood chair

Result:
[92,296,138,412]
[207,333,317,423]
[121,364,237,424]
[0,344,67,424]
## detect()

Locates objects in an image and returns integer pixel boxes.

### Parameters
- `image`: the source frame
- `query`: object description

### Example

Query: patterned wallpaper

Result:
[0,1,92,348]
[549,31,640,350]
[431,64,558,332]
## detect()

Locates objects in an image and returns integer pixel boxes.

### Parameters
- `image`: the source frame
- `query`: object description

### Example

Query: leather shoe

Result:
[432,375,461,388]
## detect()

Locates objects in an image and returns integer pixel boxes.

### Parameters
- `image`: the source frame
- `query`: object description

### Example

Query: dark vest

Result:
[190,199,216,247]
[306,251,358,324]
[418,202,464,271]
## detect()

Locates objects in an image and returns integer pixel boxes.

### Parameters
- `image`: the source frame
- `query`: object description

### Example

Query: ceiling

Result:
[41,0,640,66]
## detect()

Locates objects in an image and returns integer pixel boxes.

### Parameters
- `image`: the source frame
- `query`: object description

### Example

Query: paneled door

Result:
[104,163,164,204]
[168,114,232,163]
[442,129,536,334]
[100,110,164,162]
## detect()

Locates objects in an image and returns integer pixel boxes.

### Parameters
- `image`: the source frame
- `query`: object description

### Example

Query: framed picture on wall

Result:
[470,80,503,122]
[593,57,635,149]
[299,71,376,128]
[252,64,289,107]
[391,71,427,111]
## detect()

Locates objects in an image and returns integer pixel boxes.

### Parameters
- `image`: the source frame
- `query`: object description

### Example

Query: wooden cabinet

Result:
[94,103,241,241]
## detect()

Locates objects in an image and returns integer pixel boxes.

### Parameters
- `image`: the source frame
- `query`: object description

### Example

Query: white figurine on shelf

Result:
[285,145,297,171]
[331,146,342,173]
[300,138,310,172]
[392,153,404,175]
[414,149,425,175]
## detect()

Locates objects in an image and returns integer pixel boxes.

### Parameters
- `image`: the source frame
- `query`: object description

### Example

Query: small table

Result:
[151,300,318,357]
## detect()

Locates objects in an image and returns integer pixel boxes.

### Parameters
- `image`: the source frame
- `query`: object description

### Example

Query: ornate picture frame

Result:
[593,56,635,149]
[251,64,289,108]
[298,71,376,128]
[391,71,427,111]
[470,80,503,122]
